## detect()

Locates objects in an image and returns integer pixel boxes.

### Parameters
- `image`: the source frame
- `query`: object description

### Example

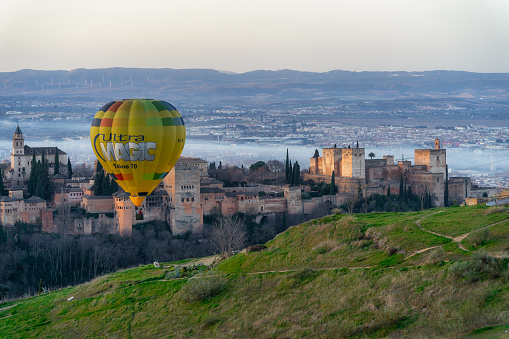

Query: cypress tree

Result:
[313,149,319,158]
[67,157,73,178]
[289,160,293,185]
[101,173,111,195]
[34,159,50,200]
[399,174,404,200]
[93,162,104,196]
[0,169,5,196]
[292,161,300,185]
[28,152,37,196]
[218,161,222,169]
[444,165,449,207]
[54,147,59,175]
[110,175,119,193]
[404,181,407,201]
[285,149,290,184]
[387,185,390,197]
[330,171,337,195]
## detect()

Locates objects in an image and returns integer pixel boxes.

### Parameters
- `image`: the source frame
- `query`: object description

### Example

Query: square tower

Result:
[414,149,446,180]
[341,148,365,178]
[163,157,205,235]
[321,148,342,176]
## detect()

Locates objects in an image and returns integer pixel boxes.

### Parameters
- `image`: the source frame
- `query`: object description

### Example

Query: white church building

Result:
[6,125,68,185]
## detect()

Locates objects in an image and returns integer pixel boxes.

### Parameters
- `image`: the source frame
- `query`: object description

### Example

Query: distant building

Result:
[0,186,52,228]
[5,125,68,185]
[308,139,471,207]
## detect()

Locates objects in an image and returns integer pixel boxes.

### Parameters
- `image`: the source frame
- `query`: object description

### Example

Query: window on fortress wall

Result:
[181,198,184,202]
[191,198,194,202]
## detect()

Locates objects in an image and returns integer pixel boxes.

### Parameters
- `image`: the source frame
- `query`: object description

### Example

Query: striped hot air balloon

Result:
[90,99,185,206]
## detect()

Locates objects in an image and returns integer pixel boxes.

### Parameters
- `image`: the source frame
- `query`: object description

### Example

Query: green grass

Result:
[462,220,509,255]
[419,205,509,237]
[2,206,509,338]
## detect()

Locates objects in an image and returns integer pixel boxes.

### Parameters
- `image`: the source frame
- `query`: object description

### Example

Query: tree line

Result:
[0,222,215,300]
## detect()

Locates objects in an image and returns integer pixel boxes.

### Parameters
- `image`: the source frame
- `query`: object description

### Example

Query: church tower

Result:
[13,124,24,155]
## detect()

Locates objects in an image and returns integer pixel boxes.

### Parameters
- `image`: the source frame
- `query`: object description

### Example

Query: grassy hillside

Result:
[2,205,509,338]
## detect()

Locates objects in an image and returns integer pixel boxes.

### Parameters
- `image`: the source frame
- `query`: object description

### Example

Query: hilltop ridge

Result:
[1,67,509,103]
[2,205,509,338]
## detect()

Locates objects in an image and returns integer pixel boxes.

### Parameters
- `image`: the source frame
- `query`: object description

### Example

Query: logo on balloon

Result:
[94,133,157,162]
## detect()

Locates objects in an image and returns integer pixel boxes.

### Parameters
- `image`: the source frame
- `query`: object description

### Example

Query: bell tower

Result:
[13,124,24,155]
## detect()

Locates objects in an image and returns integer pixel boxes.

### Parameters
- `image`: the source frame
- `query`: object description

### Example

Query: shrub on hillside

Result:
[466,228,490,248]
[448,252,504,283]
[181,276,227,302]
[485,206,507,215]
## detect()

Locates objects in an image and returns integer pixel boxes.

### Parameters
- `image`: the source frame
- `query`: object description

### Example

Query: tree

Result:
[209,215,247,258]
[399,174,404,200]
[313,149,320,158]
[292,161,300,185]
[93,162,104,196]
[34,161,50,200]
[368,152,375,159]
[344,189,360,215]
[54,148,59,175]
[387,185,390,197]
[285,149,290,184]
[329,171,337,195]
[444,165,449,207]
[218,161,222,169]
[28,152,37,196]
[249,161,266,171]
[266,159,284,172]
[0,169,5,196]
[419,186,429,210]
[67,158,73,178]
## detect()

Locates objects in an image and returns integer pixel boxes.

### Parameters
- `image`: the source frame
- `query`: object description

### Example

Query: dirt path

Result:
[0,304,18,321]
[162,255,220,269]
[160,212,509,279]
[414,211,509,256]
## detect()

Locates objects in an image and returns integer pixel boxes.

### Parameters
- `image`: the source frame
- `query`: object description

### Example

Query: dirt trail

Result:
[161,211,509,279]
[413,210,509,256]
[0,304,18,321]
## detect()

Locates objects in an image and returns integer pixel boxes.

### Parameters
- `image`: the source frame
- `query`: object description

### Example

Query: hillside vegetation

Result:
[2,205,509,338]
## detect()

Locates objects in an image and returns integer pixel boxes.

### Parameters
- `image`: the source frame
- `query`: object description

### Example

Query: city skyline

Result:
[1,0,509,73]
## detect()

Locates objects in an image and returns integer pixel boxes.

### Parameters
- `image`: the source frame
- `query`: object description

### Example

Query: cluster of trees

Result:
[93,162,119,196]
[285,149,300,185]
[27,152,51,200]
[0,221,215,299]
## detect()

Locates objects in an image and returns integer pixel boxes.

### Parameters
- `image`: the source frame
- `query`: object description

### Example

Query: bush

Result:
[467,228,490,248]
[181,276,227,302]
[448,253,504,283]
[291,268,318,286]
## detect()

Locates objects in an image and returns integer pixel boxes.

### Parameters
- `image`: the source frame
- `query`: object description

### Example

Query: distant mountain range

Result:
[1,68,509,104]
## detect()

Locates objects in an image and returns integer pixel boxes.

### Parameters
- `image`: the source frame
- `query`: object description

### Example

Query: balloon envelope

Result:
[90,99,186,206]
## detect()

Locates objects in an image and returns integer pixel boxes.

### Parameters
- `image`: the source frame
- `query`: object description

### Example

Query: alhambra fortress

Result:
[1,126,472,236]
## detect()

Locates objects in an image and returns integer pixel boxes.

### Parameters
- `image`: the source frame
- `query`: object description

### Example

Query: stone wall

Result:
[448,177,471,206]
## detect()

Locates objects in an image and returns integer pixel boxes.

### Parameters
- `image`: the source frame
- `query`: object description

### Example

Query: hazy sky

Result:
[1,0,509,73]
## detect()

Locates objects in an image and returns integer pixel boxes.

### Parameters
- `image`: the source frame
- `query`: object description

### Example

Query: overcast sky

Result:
[1,0,509,73]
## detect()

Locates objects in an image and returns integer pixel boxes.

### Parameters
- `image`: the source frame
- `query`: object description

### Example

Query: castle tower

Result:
[341,147,365,178]
[415,139,446,180]
[321,147,342,176]
[162,157,204,235]
[13,124,24,155]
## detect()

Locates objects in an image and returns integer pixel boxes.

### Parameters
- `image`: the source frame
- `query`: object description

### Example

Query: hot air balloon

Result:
[90,99,185,206]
